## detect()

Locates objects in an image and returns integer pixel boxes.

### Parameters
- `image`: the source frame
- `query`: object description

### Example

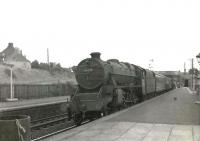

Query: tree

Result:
[31,60,64,71]
[31,60,40,68]
[189,68,199,76]
[56,63,61,68]
[39,62,49,70]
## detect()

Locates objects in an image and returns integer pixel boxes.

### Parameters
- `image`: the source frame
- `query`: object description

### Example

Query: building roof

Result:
[0,43,30,62]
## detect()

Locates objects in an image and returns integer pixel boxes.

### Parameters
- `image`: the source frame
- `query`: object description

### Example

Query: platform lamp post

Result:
[195,53,200,104]
[3,63,18,101]
[196,53,200,68]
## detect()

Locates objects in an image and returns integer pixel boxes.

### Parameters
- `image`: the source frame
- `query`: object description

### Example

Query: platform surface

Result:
[41,88,200,141]
[0,96,70,112]
[107,87,200,125]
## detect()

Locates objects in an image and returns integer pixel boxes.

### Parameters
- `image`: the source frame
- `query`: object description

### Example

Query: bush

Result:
[39,62,49,70]
[31,60,40,69]
[31,60,65,73]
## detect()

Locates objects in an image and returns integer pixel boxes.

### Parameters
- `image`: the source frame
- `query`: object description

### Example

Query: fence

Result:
[0,83,76,101]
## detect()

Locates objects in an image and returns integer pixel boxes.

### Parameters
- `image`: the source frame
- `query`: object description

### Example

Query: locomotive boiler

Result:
[70,52,143,124]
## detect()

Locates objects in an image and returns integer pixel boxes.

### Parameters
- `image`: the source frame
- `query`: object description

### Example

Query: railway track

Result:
[31,113,73,140]
[30,97,151,140]
[29,92,172,140]
[31,113,69,128]
[30,107,129,141]
[1,98,144,140]
[31,116,90,141]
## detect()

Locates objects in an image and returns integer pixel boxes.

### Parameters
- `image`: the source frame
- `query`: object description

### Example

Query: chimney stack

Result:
[90,52,101,59]
[8,43,14,48]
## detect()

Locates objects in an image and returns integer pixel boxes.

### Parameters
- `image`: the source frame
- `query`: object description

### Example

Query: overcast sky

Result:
[0,0,200,71]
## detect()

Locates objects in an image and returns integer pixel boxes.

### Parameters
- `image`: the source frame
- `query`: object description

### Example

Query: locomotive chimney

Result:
[8,43,14,48]
[90,52,101,59]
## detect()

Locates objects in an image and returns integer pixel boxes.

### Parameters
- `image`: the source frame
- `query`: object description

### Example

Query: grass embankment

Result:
[0,65,76,85]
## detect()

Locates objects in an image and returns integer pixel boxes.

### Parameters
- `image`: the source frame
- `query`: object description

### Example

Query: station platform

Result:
[0,96,70,112]
[41,88,200,141]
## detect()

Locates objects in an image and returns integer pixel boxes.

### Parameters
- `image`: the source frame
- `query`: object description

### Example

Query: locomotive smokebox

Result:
[90,52,101,59]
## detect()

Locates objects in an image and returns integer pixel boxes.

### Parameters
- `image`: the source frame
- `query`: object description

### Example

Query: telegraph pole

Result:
[192,58,194,90]
[195,53,200,104]
[184,62,186,74]
[47,48,50,68]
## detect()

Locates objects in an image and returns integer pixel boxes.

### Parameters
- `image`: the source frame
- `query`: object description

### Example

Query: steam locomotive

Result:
[69,52,173,125]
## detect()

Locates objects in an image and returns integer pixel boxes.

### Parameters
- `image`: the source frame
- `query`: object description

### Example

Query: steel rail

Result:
[31,120,90,141]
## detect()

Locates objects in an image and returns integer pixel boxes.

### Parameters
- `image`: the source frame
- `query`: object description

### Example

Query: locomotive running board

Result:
[116,85,142,88]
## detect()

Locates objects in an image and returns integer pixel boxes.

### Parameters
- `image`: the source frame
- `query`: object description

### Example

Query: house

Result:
[0,43,31,69]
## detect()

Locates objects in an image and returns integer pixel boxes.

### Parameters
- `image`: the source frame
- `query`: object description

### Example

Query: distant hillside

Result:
[0,65,76,85]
